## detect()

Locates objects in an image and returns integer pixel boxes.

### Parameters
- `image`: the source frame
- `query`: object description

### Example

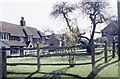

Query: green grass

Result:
[7,49,119,79]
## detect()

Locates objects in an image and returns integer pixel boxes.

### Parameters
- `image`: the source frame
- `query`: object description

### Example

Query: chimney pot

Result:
[20,17,26,26]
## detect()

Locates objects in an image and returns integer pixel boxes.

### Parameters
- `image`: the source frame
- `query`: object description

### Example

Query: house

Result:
[45,33,70,47]
[0,17,45,56]
[101,20,118,43]
[45,33,62,52]
[0,21,27,56]
[48,33,62,47]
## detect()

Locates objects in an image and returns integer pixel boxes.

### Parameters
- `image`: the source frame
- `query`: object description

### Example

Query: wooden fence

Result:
[0,42,118,78]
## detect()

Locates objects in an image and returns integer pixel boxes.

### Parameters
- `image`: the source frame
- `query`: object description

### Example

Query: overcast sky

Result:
[0,0,117,38]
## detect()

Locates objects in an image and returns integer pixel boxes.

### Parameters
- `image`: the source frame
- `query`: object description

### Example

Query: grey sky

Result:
[0,0,117,38]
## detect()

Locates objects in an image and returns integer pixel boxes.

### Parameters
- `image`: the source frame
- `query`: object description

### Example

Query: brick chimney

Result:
[20,17,26,26]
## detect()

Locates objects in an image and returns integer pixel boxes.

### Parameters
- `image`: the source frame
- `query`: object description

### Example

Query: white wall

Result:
[59,41,62,47]
[24,42,34,55]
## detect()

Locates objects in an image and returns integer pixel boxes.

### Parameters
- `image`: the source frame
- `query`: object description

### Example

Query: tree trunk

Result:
[62,12,72,31]
[68,49,75,67]
[87,22,96,54]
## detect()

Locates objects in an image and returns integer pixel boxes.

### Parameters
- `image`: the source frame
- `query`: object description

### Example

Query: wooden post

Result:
[1,47,7,78]
[112,42,115,58]
[37,43,40,71]
[91,40,96,74]
[104,41,108,63]
[74,48,75,53]
[118,1,120,60]
[0,48,2,78]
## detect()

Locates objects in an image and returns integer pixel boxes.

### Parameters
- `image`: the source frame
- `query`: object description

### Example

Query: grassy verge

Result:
[7,49,119,79]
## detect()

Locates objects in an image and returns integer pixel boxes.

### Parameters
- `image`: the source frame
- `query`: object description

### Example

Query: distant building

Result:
[101,20,118,43]
[0,17,45,56]
[48,33,62,47]
[45,33,69,48]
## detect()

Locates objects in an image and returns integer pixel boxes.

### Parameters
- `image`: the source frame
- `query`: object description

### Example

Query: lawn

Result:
[7,49,120,79]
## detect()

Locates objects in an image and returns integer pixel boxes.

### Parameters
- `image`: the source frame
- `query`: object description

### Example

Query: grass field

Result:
[7,49,120,79]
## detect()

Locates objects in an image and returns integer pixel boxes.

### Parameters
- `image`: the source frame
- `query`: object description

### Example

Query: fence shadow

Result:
[25,70,39,79]
[42,67,87,79]
[87,59,119,79]
[7,59,118,79]
[7,67,85,79]
[25,67,86,79]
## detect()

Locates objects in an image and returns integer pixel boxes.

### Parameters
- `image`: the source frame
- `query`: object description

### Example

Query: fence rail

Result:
[1,42,118,78]
[0,44,102,51]
[7,62,92,66]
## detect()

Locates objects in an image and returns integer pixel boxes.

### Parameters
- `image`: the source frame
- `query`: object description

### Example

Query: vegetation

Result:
[79,0,112,54]
[51,0,114,52]
[51,1,87,67]
[51,2,78,67]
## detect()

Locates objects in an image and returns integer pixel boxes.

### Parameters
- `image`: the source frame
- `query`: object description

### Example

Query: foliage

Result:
[61,27,81,45]
[60,26,81,67]
[51,0,112,65]
[51,1,82,65]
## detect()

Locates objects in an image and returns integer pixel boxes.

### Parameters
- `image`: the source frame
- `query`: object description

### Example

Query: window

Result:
[50,43,54,46]
[36,38,40,43]
[28,35,33,42]
[11,47,19,55]
[1,33,9,40]
[41,37,45,43]
[20,37,24,42]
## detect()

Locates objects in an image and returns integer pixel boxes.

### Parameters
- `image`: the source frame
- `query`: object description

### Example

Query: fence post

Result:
[104,41,108,63]
[1,47,7,78]
[0,48,2,78]
[112,42,115,58]
[37,43,40,71]
[118,0,120,60]
[91,40,96,74]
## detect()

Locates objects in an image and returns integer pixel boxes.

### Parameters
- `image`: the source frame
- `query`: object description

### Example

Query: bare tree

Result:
[51,1,76,31]
[79,0,110,53]
[51,2,78,67]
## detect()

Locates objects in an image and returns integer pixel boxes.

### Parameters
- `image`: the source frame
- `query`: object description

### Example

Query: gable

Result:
[48,34,58,42]
[48,33,62,42]
[101,20,118,35]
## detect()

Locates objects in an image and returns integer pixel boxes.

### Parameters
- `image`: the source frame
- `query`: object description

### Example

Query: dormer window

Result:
[28,35,33,42]
[1,32,9,40]
[40,37,45,43]
[19,37,24,42]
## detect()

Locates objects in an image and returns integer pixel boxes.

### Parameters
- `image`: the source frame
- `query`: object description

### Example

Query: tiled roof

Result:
[54,34,62,41]
[23,27,40,38]
[38,31,45,36]
[0,21,25,37]
[0,21,44,38]
[49,33,62,41]
[1,40,26,47]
